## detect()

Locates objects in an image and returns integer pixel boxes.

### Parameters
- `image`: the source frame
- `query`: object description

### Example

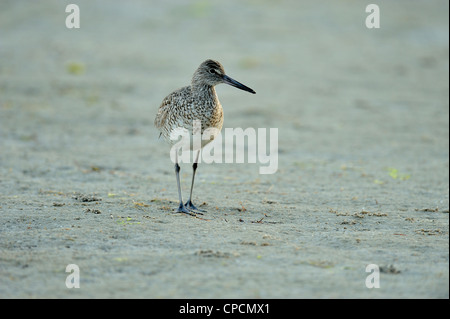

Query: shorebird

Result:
[154,59,255,215]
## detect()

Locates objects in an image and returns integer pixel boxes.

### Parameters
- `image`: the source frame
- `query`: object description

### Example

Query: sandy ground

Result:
[0,0,448,299]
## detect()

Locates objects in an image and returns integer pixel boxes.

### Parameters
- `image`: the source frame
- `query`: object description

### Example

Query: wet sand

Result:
[0,0,448,298]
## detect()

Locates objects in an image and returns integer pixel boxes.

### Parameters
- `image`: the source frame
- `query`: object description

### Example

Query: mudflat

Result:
[0,1,448,298]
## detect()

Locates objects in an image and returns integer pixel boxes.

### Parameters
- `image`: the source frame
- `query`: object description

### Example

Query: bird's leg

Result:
[185,150,206,213]
[174,152,194,215]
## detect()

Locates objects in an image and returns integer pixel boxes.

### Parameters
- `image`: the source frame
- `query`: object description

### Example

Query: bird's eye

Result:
[209,69,216,74]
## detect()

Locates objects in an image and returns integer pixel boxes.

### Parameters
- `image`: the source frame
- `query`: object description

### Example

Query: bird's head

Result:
[192,59,255,94]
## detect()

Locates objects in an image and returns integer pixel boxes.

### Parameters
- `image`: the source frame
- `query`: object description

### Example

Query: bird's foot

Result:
[176,203,198,216]
[185,200,206,214]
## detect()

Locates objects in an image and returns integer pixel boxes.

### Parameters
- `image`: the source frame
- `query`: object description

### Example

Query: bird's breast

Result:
[189,89,223,131]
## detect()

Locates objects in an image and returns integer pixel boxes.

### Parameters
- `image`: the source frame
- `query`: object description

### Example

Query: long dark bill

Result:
[223,75,256,94]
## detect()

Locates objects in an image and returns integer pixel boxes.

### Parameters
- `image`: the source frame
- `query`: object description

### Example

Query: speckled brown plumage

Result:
[155,59,254,148]
[154,82,223,148]
[154,59,255,215]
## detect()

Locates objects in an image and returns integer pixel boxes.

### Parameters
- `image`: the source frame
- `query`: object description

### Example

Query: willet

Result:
[154,59,255,215]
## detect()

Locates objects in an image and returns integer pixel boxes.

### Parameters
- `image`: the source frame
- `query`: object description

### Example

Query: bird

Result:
[154,59,255,215]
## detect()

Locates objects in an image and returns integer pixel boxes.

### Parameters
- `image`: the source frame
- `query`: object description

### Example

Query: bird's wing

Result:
[154,86,191,131]
[154,96,171,130]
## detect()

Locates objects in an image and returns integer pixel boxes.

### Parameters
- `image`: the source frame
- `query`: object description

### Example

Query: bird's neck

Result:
[191,83,217,99]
